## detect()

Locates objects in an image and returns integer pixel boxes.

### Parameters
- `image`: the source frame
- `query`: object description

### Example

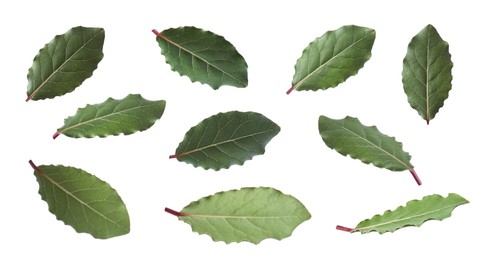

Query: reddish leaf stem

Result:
[286,85,297,95]
[426,118,430,125]
[28,160,45,177]
[409,169,422,186]
[169,154,178,159]
[52,131,61,139]
[165,207,189,217]
[336,225,354,232]
[26,96,33,102]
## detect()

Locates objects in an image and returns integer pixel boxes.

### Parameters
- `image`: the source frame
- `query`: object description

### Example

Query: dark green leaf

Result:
[318,115,421,185]
[29,160,130,239]
[153,26,248,89]
[287,25,375,94]
[171,111,280,170]
[337,193,468,234]
[165,187,311,244]
[403,24,453,124]
[26,26,104,101]
[54,94,166,139]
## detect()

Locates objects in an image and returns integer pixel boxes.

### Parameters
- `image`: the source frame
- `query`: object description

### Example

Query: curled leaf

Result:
[54,94,166,139]
[403,24,453,124]
[29,160,130,239]
[337,193,469,234]
[171,111,280,170]
[165,187,311,244]
[153,26,248,89]
[288,25,375,94]
[318,115,421,185]
[26,26,104,101]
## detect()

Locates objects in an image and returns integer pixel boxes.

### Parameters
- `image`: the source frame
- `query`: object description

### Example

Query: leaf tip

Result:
[336,225,354,232]
[409,169,422,186]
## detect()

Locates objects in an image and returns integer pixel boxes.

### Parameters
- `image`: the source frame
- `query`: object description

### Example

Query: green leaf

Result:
[29,160,130,239]
[153,26,248,89]
[287,25,375,94]
[165,187,311,244]
[403,24,453,124]
[337,193,469,234]
[26,26,104,101]
[54,94,166,139]
[170,111,280,170]
[318,115,421,185]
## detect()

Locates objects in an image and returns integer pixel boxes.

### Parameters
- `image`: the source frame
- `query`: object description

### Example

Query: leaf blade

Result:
[26,26,104,101]
[153,26,248,89]
[289,25,375,94]
[318,115,419,184]
[55,94,166,139]
[29,160,130,239]
[403,24,453,124]
[172,111,280,170]
[168,187,311,244]
[349,193,469,234]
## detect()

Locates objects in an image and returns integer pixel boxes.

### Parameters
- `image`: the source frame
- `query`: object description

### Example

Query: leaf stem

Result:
[165,207,189,217]
[52,131,61,139]
[336,225,354,232]
[28,160,46,177]
[169,154,178,159]
[426,118,430,125]
[286,85,297,95]
[409,169,422,186]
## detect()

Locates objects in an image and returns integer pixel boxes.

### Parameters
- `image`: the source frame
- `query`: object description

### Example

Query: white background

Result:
[1,0,483,259]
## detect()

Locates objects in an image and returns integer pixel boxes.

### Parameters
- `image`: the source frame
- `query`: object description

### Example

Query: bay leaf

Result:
[165,187,311,244]
[337,193,468,234]
[153,26,248,89]
[26,26,104,101]
[171,111,280,170]
[288,25,375,94]
[54,94,166,139]
[29,160,130,239]
[318,115,421,185]
[402,24,453,124]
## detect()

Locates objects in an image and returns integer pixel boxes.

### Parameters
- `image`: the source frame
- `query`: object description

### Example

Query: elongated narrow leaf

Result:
[153,26,248,89]
[318,115,421,185]
[54,94,166,139]
[165,187,311,244]
[171,111,280,170]
[403,24,453,124]
[287,25,375,94]
[26,26,104,101]
[29,160,130,239]
[337,193,468,234]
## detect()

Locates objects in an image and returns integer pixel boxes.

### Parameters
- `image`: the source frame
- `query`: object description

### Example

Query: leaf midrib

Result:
[28,29,103,100]
[59,103,154,134]
[176,128,277,157]
[355,204,457,232]
[36,168,128,232]
[328,120,411,170]
[425,28,431,122]
[158,31,245,86]
[293,29,373,90]
[181,214,300,219]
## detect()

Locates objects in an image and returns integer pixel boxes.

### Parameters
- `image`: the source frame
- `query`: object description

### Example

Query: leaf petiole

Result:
[165,207,190,217]
[409,169,422,185]
[336,225,354,232]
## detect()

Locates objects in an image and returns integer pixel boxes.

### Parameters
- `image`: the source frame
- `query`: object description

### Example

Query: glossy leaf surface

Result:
[26,26,104,101]
[171,111,280,170]
[153,26,248,89]
[166,187,311,244]
[288,25,375,94]
[338,193,468,234]
[403,24,453,124]
[29,161,130,239]
[54,94,166,139]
